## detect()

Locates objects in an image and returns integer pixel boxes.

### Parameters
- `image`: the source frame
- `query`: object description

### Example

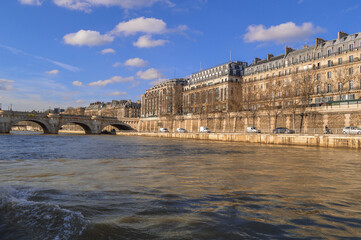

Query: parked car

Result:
[246,127,261,133]
[160,128,169,133]
[200,126,211,133]
[176,128,188,133]
[342,126,361,135]
[273,127,295,134]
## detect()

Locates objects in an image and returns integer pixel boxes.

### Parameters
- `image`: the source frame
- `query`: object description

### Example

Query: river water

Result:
[0,133,361,239]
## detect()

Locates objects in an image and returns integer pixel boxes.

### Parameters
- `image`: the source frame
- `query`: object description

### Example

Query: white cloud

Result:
[75,99,86,104]
[0,79,14,91]
[0,43,81,72]
[63,30,114,47]
[88,76,134,87]
[72,81,83,86]
[53,0,174,12]
[101,48,116,54]
[107,91,127,96]
[136,68,162,80]
[244,22,325,44]
[149,78,167,85]
[133,35,168,48]
[113,17,167,36]
[46,69,59,75]
[19,0,43,6]
[112,62,122,67]
[124,58,148,67]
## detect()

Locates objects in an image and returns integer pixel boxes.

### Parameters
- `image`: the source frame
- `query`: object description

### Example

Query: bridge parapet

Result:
[0,110,137,134]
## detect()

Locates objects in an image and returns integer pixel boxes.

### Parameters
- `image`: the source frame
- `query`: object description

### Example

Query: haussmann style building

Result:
[139,31,361,133]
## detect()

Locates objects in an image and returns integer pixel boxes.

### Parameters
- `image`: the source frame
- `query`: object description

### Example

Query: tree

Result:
[292,65,318,131]
[241,82,260,128]
[332,66,360,101]
[263,78,285,131]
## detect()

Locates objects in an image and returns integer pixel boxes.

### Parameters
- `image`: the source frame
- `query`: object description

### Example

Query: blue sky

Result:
[1,0,360,111]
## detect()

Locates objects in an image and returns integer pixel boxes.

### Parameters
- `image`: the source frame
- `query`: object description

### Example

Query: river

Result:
[0,133,361,239]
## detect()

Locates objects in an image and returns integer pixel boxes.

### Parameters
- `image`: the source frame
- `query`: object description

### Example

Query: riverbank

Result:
[117,132,361,149]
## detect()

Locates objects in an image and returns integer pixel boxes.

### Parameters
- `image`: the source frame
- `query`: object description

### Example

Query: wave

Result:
[0,186,88,240]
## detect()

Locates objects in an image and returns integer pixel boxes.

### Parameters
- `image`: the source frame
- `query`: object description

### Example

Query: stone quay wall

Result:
[138,104,361,134]
[117,132,361,149]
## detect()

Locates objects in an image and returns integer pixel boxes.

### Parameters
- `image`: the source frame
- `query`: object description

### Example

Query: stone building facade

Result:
[141,78,187,118]
[244,31,361,108]
[183,61,248,114]
[139,31,361,132]
[85,100,141,118]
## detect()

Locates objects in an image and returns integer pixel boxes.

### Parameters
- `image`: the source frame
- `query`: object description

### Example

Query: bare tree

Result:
[263,78,285,131]
[227,84,243,132]
[332,66,360,101]
[241,82,260,128]
[292,66,318,131]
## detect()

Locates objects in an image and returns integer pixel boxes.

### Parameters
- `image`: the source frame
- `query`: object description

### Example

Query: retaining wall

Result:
[117,132,361,149]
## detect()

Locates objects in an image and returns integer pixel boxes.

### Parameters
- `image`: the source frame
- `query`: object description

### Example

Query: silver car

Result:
[160,128,169,133]
[342,127,361,135]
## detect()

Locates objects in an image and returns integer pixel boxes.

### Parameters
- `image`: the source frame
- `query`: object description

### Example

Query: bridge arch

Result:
[101,122,135,132]
[11,119,53,134]
[59,121,93,134]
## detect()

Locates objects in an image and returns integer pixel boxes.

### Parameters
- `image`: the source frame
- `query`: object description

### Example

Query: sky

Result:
[1,0,361,111]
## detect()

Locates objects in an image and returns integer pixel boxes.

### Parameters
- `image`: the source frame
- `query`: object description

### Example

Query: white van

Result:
[246,127,261,133]
[200,126,211,133]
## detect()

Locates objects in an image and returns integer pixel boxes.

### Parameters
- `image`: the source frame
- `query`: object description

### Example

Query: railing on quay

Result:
[139,128,360,135]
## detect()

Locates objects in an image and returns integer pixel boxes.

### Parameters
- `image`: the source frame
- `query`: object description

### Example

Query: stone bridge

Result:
[0,110,138,134]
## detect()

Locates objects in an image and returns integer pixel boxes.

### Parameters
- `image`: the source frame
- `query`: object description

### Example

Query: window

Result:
[328,60,332,67]
[317,52,321,58]
[279,71,281,76]
[327,71,332,78]
[349,55,354,62]
[254,85,257,91]
[338,82,343,91]
[349,81,354,90]
[317,73,321,80]
[338,47,342,54]
[215,88,219,101]
[296,67,299,73]
[327,84,332,93]
[338,58,342,64]
[317,63,320,69]
[349,67,354,75]
[349,44,354,51]
[317,85,320,94]
[289,69,292,74]
[328,49,331,56]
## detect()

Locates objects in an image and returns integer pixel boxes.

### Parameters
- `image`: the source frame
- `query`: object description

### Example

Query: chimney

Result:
[254,57,261,64]
[285,47,293,55]
[315,38,325,47]
[303,45,309,49]
[338,31,348,39]
[267,54,274,61]
[128,99,132,104]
